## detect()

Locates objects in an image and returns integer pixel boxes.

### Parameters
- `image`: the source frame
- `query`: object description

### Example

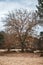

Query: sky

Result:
[0,0,43,34]
[0,0,37,19]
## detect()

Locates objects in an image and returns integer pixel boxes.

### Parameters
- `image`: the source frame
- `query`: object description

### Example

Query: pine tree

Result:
[36,0,43,23]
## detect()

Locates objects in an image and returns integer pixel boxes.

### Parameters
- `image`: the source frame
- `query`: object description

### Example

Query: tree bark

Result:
[21,42,24,52]
[7,47,10,52]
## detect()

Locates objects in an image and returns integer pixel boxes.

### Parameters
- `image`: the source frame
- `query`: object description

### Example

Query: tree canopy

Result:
[2,9,38,52]
[37,0,43,18]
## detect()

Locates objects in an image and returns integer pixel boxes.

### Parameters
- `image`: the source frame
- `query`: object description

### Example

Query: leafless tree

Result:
[3,9,38,52]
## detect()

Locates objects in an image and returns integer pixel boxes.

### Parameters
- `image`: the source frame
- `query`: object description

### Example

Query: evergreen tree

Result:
[0,31,5,48]
[37,0,43,19]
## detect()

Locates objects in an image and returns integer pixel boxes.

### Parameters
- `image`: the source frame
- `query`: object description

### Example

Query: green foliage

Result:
[37,0,43,18]
[40,32,43,36]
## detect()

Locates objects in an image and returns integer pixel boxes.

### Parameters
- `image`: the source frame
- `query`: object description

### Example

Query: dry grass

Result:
[0,52,43,65]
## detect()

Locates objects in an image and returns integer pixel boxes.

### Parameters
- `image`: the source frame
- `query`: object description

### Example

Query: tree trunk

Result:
[21,42,24,52]
[7,47,10,52]
[21,48,24,52]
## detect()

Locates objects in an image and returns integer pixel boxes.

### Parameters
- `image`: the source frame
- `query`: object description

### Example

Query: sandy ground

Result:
[0,52,43,65]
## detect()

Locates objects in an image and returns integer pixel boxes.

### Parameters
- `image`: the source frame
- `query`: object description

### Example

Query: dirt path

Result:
[0,53,43,65]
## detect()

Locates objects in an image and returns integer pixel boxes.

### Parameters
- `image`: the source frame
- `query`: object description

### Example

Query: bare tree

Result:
[3,9,38,52]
